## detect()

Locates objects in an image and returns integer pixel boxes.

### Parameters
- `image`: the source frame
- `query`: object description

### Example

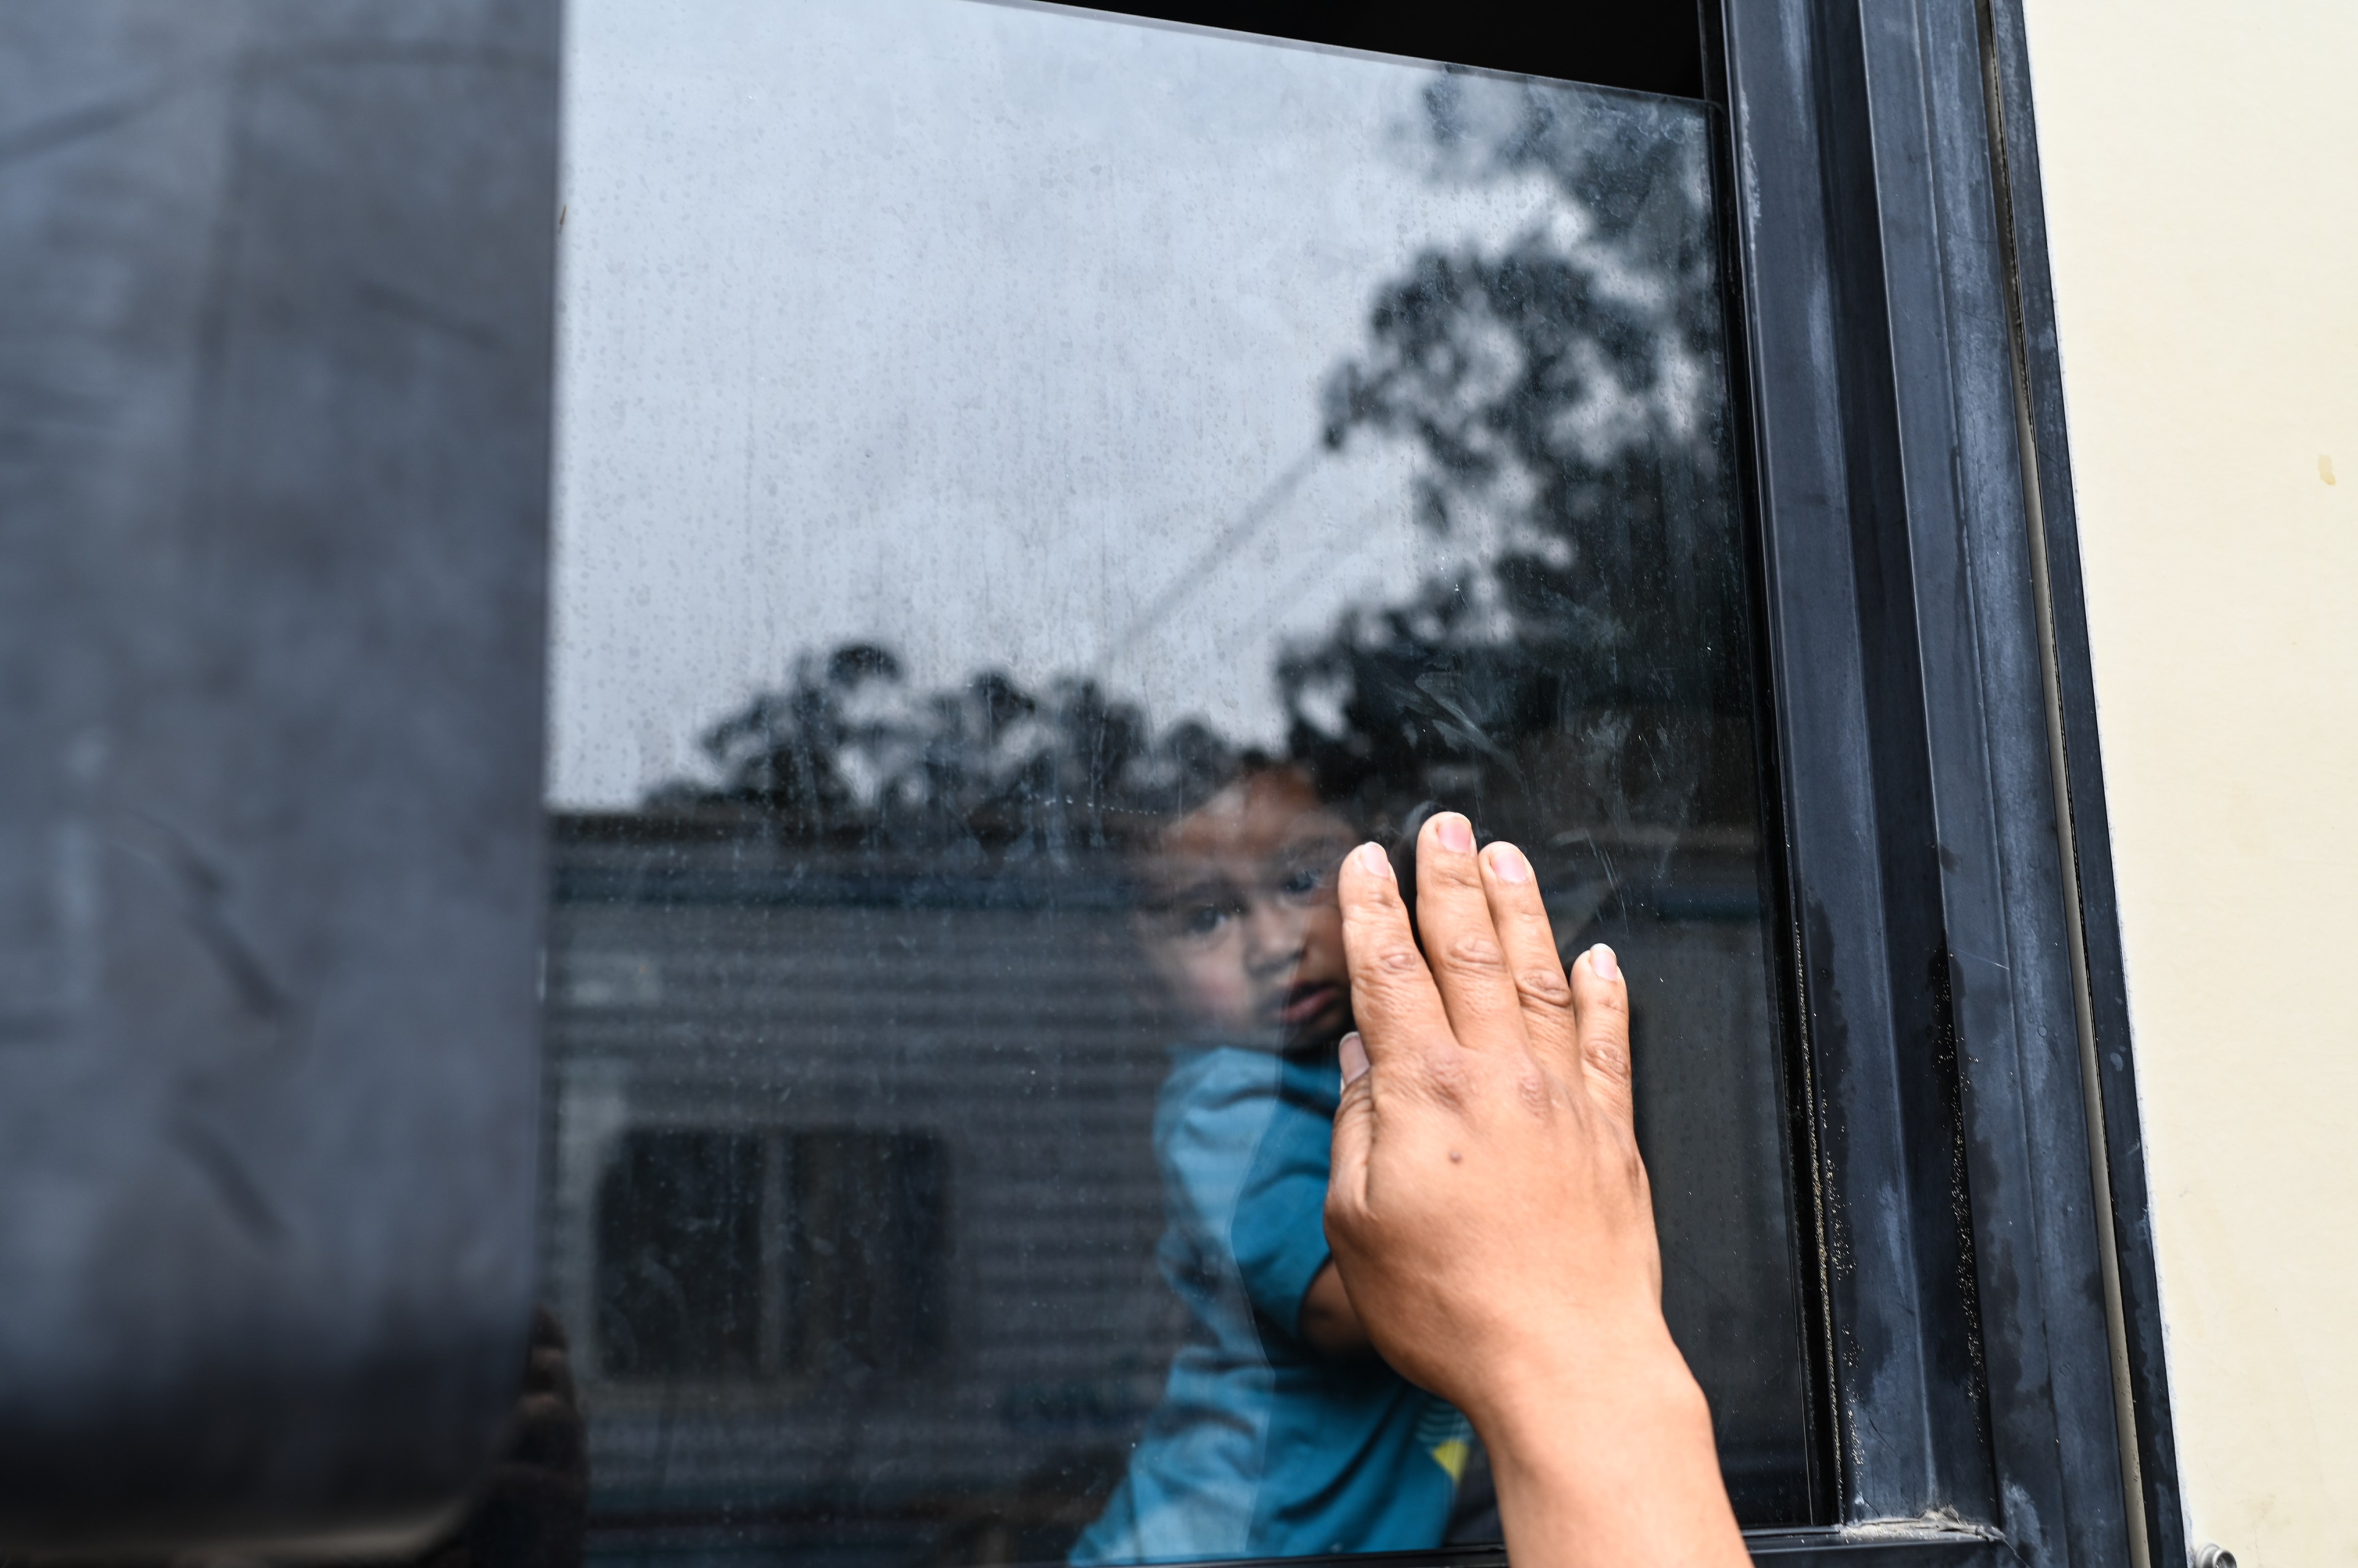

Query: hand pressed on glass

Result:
[1326,814,1748,1568]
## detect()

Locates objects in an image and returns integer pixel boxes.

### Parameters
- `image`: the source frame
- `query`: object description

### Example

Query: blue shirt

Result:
[1071,1043,1470,1565]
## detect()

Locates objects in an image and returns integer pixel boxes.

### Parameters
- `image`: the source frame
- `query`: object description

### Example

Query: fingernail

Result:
[1355,842,1393,879]
[1487,843,1530,883]
[1434,813,1474,853]
[1589,943,1620,983]
[1339,1031,1370,1088]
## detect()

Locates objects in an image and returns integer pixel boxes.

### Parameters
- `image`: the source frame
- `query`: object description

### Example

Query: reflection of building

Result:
[543,811,1809,1565]
[545,815,1191,1566]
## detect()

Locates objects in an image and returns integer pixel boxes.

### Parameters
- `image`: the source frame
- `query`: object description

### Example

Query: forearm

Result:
[1473,1337,1748,1568]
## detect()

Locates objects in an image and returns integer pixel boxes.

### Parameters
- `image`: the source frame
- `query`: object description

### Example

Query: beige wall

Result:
[2021,3,2358,1562]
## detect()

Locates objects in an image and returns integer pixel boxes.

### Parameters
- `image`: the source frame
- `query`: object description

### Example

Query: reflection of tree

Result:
[652,643,1238,852]
[1286,77,1753,844]
[658,77,1757,853]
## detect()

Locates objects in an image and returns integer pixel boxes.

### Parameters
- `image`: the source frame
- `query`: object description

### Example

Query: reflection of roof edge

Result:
[553,859,1135,912]
[552,809,1761,853]
[548,809,1764,914]
[552,804,1176,844]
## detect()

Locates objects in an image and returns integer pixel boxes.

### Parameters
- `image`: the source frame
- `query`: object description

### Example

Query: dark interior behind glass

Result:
[543,2,1814,1562]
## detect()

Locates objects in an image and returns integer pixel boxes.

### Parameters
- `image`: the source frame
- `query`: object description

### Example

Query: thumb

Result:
[1328,1030,1374,1218]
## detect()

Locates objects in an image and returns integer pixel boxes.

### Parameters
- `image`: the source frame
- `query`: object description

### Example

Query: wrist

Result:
[1461,1313,1691,1433]
[1468,1329,1735,1547]
[1474,1329,1710,1465]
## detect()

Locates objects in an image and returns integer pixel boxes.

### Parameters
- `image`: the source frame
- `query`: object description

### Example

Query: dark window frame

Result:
[524,1,2181,1561]
[1705,0,2180,1563]
[508,2,2181,1562]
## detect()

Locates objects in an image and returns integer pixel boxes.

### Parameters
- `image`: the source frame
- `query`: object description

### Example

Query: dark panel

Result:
[0,0,558,1551]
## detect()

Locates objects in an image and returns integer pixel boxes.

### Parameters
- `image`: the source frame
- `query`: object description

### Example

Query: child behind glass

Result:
[1072,762,1473,1565]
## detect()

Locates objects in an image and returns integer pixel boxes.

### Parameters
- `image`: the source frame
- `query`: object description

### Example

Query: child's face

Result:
[1133,771,1356,1046]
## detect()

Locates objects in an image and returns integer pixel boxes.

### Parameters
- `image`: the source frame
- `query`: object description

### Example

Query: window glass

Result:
[545,1,1814,1561]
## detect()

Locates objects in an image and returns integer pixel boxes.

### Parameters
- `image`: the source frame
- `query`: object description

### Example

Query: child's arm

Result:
[1299,1259,1371,1355]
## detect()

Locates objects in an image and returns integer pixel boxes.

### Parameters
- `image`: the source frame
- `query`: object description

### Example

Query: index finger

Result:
[1477,840,1579,1074]
[1412,812,1527,1052]
[1336,841,1454,1073]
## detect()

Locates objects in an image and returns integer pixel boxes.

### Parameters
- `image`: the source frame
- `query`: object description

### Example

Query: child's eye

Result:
[1180,903,1233,936]
[1277,866,1328,899]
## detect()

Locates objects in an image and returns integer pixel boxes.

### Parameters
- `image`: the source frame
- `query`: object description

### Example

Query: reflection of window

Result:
[594,1127,947,1382]
[790,1130,948,1378]
[595,1130,763,1379]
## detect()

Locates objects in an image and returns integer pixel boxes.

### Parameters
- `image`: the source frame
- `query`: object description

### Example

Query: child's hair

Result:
[1102,742,1368,947]
[1111,743,1348,855]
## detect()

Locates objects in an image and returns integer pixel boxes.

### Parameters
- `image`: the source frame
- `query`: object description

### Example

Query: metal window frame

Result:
[520,2,2187,1561]
[1706,0,2182,1564]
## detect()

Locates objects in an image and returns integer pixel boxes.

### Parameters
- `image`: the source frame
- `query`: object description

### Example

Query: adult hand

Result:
[1323,812,1746,1568]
